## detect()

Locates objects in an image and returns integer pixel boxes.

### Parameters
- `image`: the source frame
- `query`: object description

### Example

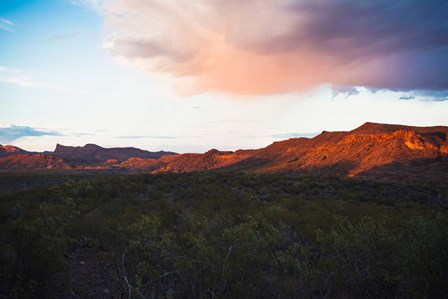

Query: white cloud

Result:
[0,66,60,89]
[0,18,14,26]
[48,33,79,41]
[0,18,15,32]
[0,65,120,97]
[68,0,106,10]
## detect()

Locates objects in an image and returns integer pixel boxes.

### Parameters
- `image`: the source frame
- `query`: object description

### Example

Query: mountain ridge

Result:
[52,143,176,164]
[1,122,447,179]
[0,144,30,157]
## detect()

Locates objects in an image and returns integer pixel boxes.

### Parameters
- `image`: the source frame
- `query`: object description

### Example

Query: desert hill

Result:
[0,145,29,157]
[125,122,447,178]
[1,122,447,179]
[52,143,176,164]
[0,154,70,170]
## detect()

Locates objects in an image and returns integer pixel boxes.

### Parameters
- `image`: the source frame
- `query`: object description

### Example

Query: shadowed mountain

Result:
[52,143,176,164]
[357,157,448,182]
[0,154,70,170]
[116,149,254,172]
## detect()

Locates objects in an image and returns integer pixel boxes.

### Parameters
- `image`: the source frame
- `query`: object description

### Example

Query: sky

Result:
[1,0,448,153]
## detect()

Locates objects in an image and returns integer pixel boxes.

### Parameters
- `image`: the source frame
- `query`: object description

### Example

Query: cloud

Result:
[271,132,319,139]
[0,65,58,89]
[0,18,15,32]
[412,90,448,101]
[0,65,120,97]
[114,135,180,139]
[72,132,94,137]
[0,66,20,73]
[48,33,79,41]
[0,125,62,143]
[399,95,415,100]
[68,0,105,9]
[114,135,202,139]
[95,0,448,95]
[332,86,360,99]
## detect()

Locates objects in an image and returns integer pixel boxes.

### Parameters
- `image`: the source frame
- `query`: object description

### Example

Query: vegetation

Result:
[0,172,447,298]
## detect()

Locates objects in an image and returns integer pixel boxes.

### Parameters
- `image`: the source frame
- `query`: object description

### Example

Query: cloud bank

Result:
[0,125,62,143]
[98,0,448,95]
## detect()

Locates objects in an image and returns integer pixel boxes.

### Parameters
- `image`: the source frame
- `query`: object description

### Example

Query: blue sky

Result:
[1,0,448,153]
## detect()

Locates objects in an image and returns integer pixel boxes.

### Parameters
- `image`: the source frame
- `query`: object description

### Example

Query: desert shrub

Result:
[298,215,448,298]
[64,179,95,199]
[400,214,448,298]
[1,198,79,298]
[1,172,447,298]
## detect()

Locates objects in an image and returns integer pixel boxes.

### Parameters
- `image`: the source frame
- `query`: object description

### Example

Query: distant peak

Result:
[352,122,448,136]
[205,149,220,154]
[354,122,403,134]
[54,143,102,153]
[84,143,102,149]
[358,122,382,128]
[55,143,65,148]
[362,122,377,126]
[0,144,22,152]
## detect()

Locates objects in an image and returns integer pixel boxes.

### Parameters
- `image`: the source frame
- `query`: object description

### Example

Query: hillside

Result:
[0,154,70,170]
[0,145,29,157]
[128,122,448,178]
[1,122,447,179]
[52,143,176,164]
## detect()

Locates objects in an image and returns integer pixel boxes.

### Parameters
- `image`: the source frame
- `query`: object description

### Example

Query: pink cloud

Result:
[99,0,448,95]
